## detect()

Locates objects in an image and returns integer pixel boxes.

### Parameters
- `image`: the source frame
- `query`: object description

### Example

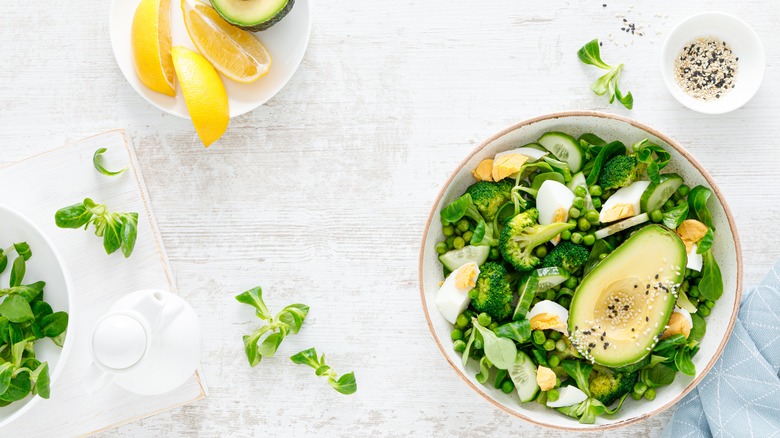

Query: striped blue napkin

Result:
[661,260,780,437]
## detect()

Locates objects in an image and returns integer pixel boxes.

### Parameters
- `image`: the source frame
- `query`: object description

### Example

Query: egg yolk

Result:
[661,312,692,339]
[530,313,568,335]
[536,366,557,391]
[472,159,494,182]
[677,219,709,253]
[491,154,528,181]
[455,264,478,289]
[601,203,635,223]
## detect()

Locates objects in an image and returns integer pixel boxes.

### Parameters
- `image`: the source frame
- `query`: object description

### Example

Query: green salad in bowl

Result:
[419,112,740,430]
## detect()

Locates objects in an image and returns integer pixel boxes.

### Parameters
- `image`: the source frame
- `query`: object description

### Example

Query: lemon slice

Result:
[132,0,176,96]
[181,0,272,84]
[171,47,229,147]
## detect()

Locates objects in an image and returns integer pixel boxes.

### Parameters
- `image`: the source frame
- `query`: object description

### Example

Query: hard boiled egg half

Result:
[527,300,569,336]
[436,262,480,324]
[547,385,588,408]
[536,180,575,244]
[661,307,693,340]
[599,180,650,223]
[490,147,549,181]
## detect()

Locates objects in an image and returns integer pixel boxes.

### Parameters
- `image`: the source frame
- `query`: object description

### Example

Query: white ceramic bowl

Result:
[662,12,765,114]
[419,112,742,430]
[0,205,74,428]
[109,0,312,119]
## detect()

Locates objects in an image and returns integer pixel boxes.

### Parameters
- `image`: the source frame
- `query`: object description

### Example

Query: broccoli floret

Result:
[465,181,513,221]
[598,154,645,190]
[589,370,639,406]
[440,193,500,246]
[542,241,589,273]
[469,262,513,321]
[499,209,575,272]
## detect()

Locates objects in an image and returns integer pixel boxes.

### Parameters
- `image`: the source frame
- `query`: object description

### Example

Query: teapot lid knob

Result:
[92,314,147,370]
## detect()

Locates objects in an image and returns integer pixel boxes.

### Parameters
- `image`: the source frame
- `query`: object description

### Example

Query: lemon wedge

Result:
[181,0,272,84]
[171,47,229,147]
[132,0,176,96]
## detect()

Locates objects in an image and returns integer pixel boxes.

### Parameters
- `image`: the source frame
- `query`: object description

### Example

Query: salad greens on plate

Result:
[434,131,722,423]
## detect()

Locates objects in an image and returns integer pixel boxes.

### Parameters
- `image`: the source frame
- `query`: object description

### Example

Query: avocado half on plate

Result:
[210,0,295,32]
[568,225,687,368]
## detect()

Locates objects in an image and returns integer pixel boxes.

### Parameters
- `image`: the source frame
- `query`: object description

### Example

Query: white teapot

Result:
[83,289,201,395]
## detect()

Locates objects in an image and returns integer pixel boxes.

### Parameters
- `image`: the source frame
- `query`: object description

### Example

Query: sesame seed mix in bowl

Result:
[674,37,738,101]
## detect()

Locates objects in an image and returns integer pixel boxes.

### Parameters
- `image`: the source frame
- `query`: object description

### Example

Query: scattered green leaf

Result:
[577,39,633,109]
[92,147,128,176]
[290,348,357,395]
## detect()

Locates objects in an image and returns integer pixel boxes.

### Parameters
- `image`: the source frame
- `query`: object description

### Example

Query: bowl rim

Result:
[660,11,766,115]
[0,204,75,427]
[417,110,743,431]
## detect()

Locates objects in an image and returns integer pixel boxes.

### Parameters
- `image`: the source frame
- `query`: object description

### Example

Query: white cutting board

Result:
[0,129,207,436]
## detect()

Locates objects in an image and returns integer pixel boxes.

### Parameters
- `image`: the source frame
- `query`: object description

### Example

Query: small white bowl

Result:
[662,12,765,114]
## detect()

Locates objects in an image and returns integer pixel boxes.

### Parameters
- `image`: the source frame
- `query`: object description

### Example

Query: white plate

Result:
[109,0,311,119]
[0,205,74,428]
[419,112,742,431]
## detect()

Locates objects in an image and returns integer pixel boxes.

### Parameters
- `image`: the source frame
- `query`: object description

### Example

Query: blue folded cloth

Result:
[662,260,780,437]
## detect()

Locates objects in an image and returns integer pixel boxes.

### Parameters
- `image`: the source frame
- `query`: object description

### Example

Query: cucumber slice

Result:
[640,173,684,213]
[509,351,539,402]
[537,132,584,173]
[594,213,650,240]
[513,275,539,320]
[438,245,490,272]
[534,267,571,292]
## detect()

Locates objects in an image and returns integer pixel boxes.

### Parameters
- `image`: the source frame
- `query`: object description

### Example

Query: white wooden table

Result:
[1,0,779,436]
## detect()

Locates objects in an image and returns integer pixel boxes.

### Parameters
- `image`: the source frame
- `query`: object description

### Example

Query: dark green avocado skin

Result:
[210,0,295,32]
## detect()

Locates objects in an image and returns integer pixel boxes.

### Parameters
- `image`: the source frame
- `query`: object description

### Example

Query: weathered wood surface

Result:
[1,0,779,436]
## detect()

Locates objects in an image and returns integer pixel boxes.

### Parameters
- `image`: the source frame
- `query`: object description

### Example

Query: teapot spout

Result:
[130,289,168,328]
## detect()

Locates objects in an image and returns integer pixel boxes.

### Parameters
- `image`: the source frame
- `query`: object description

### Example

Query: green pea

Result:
[535,245,548,258]
[573,197,586,210]
[555,339,567,352]
[532,330,546,345]
[489,248,500,260]
[705,299,715,309]
[451,328,463,341]
[536,391,548,405]
[543,339,556,351]
[589,185,603,197]
[545,290,556,301]
[443,225,455,236]
[663,200,675,210]
[468,289,478,300]
[555,377,561,388]
[698,305,711,317]
[650,209,663,223]
[546,388,560,402]
[552,284,562,292]
[578,217,591,232]
[574,186,587,198]
[501,379,515,394]
[592,198,602,209]
[557,296,571,308]
[462,231,473,243]
[488,322,499,331]
[477,312,492,327]
[570,232,583,244]
[586,210,600,224]
[561,230,572,241]
[547,354,561,368]
[633,381,647,395]
[446,237,455,249]
[644,388,656,401]
[583,234,596,246]
[456,219,470,233]
[631,391,643,401]
[677,198,688,206]
[677,184,690,197]
[453,237,465,249]
[689,285,700,298]
[435,242,448,254]
[455,314,469,329]
[564,277,578,290]
[567,218,577,226]
[598,253,607,260]
[569,207,581,219]
[548,330,562,341]
[453,340,466,352]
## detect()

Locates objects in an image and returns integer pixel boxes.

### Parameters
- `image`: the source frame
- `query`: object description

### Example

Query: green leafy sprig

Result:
[54,199,139,258]
[290,347,357,395]
[235,286,309,367]
[92,148,128,177]
[577,39,633,109]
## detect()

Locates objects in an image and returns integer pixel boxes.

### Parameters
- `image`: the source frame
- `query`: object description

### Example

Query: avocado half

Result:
[210,0,295,32]
[568,225,687,368]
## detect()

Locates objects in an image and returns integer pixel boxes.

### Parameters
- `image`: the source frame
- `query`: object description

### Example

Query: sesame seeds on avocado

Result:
[209,0,294,32]
[567,225,687,368]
